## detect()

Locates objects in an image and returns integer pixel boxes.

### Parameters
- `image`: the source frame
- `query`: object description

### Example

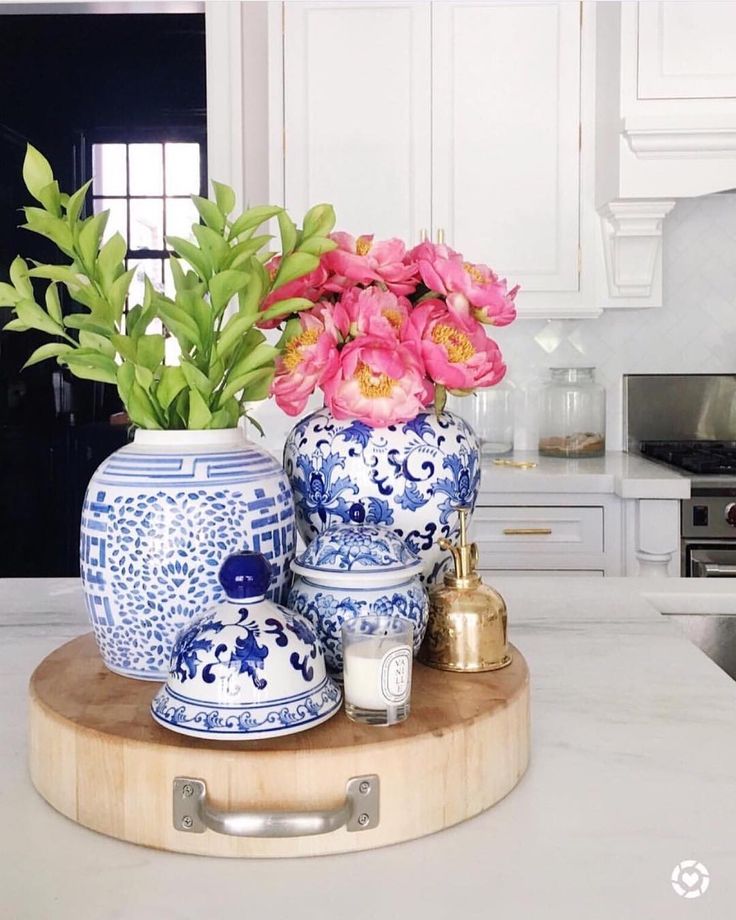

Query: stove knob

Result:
[726,503,736,528]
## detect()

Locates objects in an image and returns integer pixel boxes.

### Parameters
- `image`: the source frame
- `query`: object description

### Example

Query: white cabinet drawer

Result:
[471,506,604,556]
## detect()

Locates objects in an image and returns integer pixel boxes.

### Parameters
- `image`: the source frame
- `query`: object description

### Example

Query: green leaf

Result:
[38,181,61,217]
[28,264,84,287]
[192,225,229,269]
[79,211,109,270]
[157,302,201,350]
[111,333,138,363]
[0,282,21,306]
[232,341,278,376]
[98,233,127,288]
[79,330,116,356]
[272,252,320,290]
[59,349,118,385]
[302,203,336,239]
[110,267,136,319]
[241,367,275,402]
[22,145,54,204]
[181,360,212,397]
[215,312,257,362]
[3,318,30,332]
[297,235,337,256]
[45,283,62,324]
[136,334,165,371]
[209,269,249,315]
[15,298,63,336]
[64,314,115,337]
[22,342,74,369]
[277,211,297,257]
[135,365,154,390]
[177,289,212,351]
[220,366,273,404]
[166,235,212,280]
[126,382,162,429]
[22,207,74,254]
[188,387,212,429]
[212,181,236,217]
[257,296,314,326]
[222,236,273,270]
[235,266,264,321]
[66,179,93,224]
[10,257,33,298]
[229,205,283,240]
[156,365,187,410]
[192,195,225,233]
[434,384,447,415]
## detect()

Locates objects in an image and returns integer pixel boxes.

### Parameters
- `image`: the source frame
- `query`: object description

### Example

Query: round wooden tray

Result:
[29,633,530,858]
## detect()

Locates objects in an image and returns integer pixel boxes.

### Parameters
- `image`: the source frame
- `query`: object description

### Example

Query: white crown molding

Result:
[598,200,676,300]
[623,123,736,159]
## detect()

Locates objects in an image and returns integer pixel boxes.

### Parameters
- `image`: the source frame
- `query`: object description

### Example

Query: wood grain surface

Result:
[29,632,530,857]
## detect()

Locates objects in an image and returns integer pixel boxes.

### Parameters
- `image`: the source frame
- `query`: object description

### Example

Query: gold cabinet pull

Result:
[502,527,553,536]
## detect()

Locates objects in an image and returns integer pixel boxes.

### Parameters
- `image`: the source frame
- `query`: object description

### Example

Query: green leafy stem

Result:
[0,145,337,430]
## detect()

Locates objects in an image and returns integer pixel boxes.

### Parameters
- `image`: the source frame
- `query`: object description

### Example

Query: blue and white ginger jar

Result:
[151,551,341,740]
[288,522,429,675]
[283,407,481,582]
[80,428,296,681]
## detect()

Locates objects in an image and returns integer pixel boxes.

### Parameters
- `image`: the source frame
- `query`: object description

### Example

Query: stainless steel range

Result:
[625,374,736,577]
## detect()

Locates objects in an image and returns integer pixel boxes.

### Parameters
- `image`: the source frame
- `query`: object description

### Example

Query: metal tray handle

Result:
[173,775,379,838]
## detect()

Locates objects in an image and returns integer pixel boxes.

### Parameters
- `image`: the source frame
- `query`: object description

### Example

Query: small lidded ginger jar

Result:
[288,523,429,675]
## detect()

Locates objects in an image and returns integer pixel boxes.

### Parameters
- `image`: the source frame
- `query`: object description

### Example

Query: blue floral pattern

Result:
[296,523,420,574]
[80,439,296,681]
[284,408,480,582]
[288,580,428,674]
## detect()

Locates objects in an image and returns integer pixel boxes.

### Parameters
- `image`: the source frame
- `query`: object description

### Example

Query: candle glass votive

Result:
[341,616,414,726]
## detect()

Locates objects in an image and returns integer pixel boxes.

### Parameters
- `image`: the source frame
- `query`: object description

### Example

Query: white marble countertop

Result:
[479,450,690,499]
[3,576,736,919]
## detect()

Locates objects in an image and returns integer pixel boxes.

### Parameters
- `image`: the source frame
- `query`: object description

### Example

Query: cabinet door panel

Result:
[432,2,581,292]
[283,1,431,241]
[638,2,736,100]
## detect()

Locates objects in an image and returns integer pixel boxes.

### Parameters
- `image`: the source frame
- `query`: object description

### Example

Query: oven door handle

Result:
[691,552,736,577]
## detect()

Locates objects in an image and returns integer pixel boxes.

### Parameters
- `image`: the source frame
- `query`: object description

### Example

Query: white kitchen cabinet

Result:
[637,2,736,101]
[431,2,582,295]
[595,2,736,305]
[282,1,431,242]
[279,0,600,319]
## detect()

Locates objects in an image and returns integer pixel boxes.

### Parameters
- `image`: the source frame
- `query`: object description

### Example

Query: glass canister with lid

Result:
[538,367,606,458]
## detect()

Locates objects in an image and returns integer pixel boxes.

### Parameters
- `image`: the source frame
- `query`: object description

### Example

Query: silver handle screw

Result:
[359,781,370,794]
[358,813,370,827]
[182,784,194,798]
[182,815,194,829]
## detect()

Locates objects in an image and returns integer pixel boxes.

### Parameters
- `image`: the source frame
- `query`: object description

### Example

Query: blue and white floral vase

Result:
[283,407,481,582]
[288,523,429,675]
[80,428,296,681]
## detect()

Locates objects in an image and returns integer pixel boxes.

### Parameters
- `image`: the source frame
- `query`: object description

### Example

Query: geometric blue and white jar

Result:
[288,523,429,675]
[80,428,295,681]
[151,551,341,741]
[283,407,480,583]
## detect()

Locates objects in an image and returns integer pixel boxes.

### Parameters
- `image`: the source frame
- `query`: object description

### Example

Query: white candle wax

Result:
[343,637,413,711]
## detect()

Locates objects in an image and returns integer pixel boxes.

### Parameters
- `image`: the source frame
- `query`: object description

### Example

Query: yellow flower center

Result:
[463,262,486,284]
[382,308,403,329]
[356,361,395,398]
[283,328,320,371]
[356,235,372,257]
[431,323,475,363]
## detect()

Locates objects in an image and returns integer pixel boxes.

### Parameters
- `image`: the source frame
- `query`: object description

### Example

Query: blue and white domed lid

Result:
[151,551,342,741]
[291,523,423,585]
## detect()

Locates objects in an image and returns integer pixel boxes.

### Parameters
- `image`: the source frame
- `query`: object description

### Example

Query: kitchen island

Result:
[2,577,736,919]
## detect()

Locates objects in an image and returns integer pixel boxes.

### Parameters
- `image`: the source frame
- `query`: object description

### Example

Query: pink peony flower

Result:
[410,299,507,391]
[334,285,411,340]
[257,256,330,329]
[271,312,339,416]
[323,233,419,296]
[321,334,431,427]
[413,246,518,328]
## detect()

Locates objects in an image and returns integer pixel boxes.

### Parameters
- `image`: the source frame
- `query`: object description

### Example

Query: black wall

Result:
[0,13,206,575]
